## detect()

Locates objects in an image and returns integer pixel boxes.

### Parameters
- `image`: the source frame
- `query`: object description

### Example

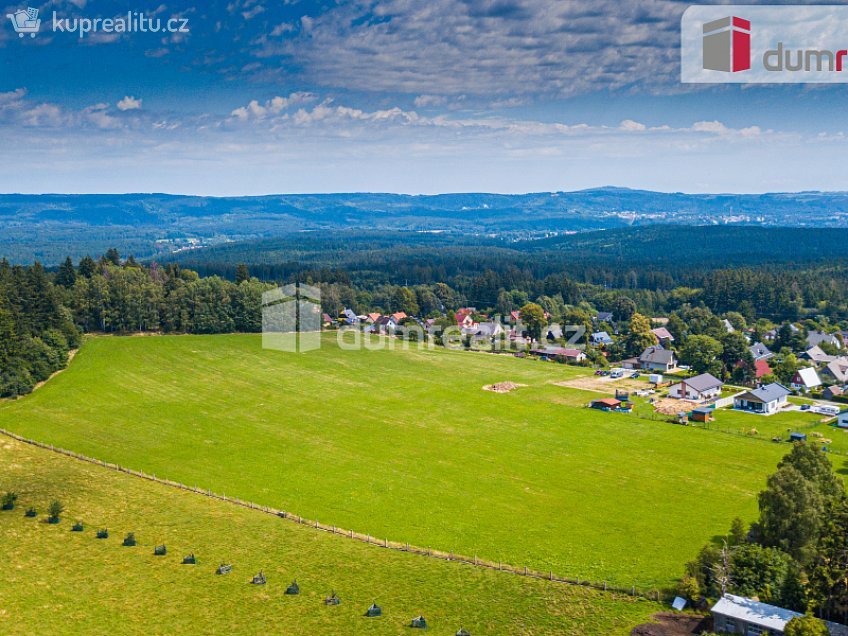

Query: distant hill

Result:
[3,188,848,263]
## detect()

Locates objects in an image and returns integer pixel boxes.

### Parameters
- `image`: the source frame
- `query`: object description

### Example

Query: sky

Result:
[1,0,848,195]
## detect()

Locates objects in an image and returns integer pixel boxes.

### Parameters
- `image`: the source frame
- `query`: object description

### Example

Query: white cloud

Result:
[414,94,448,108]
[229,92,317,121]
[620,119,647,132]
[117,96,143,111]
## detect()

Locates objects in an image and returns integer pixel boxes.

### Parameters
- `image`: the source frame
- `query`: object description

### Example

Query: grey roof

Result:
[749,342,773,360]
[712,594,848,636]
[475,322,504,337]
[639,346,676,365]
[739,382,791,403]
[808,330,842,349]
[681,373,723,393]
[591,331,614,343]
[595,312,613,321]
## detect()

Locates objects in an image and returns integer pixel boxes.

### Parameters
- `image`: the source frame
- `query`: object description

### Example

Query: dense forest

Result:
[169,227,848,322]
[5,224,848,396]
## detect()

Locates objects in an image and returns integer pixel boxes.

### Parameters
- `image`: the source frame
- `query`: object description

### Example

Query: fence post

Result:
[550,570,553,581]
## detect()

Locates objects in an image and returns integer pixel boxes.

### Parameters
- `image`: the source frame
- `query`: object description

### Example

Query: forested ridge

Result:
[6,224,848,397]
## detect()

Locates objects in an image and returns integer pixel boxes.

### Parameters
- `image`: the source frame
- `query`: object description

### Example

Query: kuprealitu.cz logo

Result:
[6,6,189,39]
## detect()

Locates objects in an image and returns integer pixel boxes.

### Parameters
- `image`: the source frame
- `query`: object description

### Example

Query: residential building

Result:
[712,593,848,635]
[594,311,613,323]
[733,383,791,415]
[822,357,848,384]
[638,346,678,372]
[532,347,587,363]
[668,373,723,402]
[801,345,836,364]
[650,327,675,346]
[590,331,614,346]
[749,342,774,361]
[808,330,843,350]
[823,386,845,401]
[791,367,823,392]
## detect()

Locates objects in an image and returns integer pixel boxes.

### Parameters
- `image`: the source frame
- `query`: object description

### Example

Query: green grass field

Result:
[0,435,660,635]
[0,333,815,589]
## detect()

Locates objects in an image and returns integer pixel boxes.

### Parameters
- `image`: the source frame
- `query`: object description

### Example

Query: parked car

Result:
[801,404,811,411]
[630,372,640,379]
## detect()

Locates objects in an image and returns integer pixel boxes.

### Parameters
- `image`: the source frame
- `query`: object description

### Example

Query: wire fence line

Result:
[0,426,670,603]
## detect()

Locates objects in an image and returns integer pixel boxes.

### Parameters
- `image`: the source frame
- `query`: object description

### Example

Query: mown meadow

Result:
[0,436,661,635]
[0,333,808,589]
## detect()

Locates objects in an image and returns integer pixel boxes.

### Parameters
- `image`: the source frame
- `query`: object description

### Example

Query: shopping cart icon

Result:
[6,7,41,38]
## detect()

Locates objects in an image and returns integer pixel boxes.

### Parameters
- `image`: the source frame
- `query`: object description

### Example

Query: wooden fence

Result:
[0,426,671,604]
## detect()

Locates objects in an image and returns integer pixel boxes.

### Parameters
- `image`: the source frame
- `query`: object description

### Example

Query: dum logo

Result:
[703,16,751,72]
[262,283,322,353]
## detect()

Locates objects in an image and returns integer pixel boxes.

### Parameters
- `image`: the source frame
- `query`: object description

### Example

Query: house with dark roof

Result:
[808,330,843,350]
[638,346,678,372]
[749,342,774,361]
[734,383,791,415]
[669,373,723,402]
[594,311,613,323]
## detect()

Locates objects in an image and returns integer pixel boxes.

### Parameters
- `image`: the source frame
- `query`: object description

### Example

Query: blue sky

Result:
[1,0,847,195]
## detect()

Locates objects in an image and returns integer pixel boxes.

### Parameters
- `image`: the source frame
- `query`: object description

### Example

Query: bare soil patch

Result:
[653,397,700,415]
[555,375,647,394]
[630,612,710,635]
[483,381,527,393]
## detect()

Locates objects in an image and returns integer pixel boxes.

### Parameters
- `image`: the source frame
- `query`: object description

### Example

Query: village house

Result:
[736,358,773,380]
[791,367,823,392]
[801,345,836,364]
[474,322,506,341]
[711,593,848,636]
[638,346,678,372]
[365,312,381,324]
[823,385,845,401]
[546,324,563,341]
[749,342,774,361]
[808,330,843,350]
[722,318,735,333]
[668,373,723,402]
[390,311,408,323]
[341,308,359,324]
[455,313,477,329]
[532,347,587,363]
[822,357,848,384]
[733,382,791,415]
[650,327,675,347]
[590,331,614,346]
[373,315,397,333]
[594,311,613,324]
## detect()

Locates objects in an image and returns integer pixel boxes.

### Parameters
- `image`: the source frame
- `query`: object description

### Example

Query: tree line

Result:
[685,443,848,630]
